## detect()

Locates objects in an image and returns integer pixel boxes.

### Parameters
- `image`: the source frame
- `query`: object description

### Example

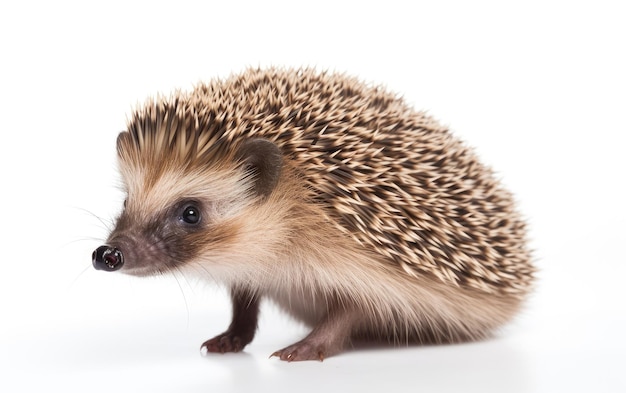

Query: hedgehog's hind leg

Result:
[270,306,357,362]
[201,288,259,354]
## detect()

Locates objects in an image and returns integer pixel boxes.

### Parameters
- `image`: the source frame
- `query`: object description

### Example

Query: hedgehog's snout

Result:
[92,245,124,272]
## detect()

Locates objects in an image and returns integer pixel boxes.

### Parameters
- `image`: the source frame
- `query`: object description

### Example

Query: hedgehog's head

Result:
[92,97,283,277]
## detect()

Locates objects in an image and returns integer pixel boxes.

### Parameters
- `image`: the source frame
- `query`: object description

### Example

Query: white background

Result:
[1,1,624,392]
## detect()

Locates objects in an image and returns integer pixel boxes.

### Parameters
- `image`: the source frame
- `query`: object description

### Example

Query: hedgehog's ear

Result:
[235,138,283,199]
[116,131,130,154]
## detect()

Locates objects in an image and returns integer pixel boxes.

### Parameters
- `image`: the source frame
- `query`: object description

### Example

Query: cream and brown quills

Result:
[93,68,534,361]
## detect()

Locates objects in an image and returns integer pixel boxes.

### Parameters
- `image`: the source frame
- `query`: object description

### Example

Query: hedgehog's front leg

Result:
[201,288,259,354]
[271,307,357,362]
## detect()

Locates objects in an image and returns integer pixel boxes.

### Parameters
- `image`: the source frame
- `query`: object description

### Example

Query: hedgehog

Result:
[92,67,533,361]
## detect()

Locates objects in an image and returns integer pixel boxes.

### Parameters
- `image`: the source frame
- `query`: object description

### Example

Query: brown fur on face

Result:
[107,68,534,360]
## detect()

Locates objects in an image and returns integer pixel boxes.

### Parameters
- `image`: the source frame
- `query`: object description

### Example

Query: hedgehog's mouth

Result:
[119,264,162,277]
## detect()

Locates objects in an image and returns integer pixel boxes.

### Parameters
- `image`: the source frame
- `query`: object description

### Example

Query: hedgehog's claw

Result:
[270,342,326,362]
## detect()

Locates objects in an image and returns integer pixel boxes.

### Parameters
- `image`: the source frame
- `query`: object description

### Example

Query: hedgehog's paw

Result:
[271,309,353,361]
[270,339,331,362]
[200,332,248,355]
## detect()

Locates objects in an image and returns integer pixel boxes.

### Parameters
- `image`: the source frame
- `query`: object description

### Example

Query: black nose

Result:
[92,245,124,271]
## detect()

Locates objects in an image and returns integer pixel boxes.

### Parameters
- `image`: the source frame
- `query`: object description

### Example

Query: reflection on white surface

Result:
[1,292,533,393]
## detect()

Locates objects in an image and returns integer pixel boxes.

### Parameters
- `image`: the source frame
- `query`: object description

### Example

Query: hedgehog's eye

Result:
[181,205,201,225]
